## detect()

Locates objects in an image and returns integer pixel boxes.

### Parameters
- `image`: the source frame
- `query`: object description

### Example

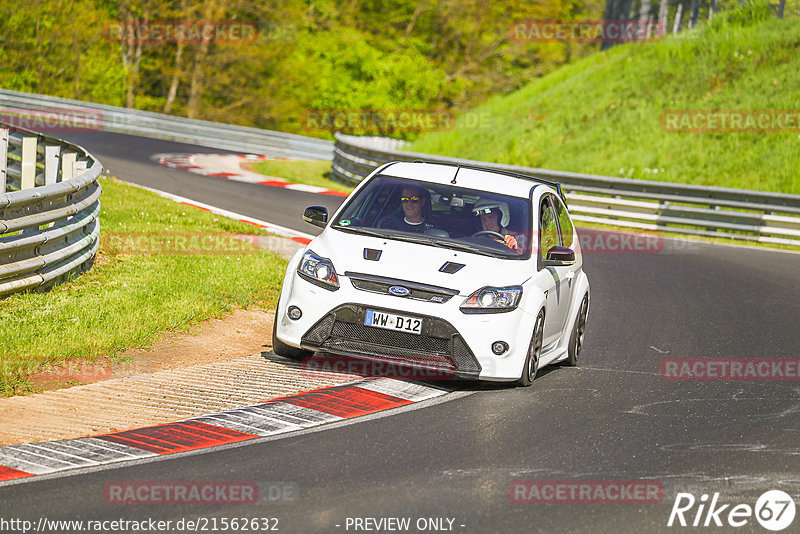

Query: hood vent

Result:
[363,248,382,261]
[439,261,465,274]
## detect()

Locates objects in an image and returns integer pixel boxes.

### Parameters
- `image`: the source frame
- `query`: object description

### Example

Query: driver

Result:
[472,198,523,253]
[378,184,436,234]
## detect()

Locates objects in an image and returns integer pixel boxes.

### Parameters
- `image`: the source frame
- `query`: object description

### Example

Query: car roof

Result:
[378,161,546,199]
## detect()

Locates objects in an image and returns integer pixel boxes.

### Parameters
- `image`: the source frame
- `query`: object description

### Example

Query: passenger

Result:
[472,198,523,253]
[378,184,436,234]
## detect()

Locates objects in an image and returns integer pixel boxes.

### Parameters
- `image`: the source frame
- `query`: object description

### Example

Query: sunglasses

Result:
[400,196,421,203]
[474,208,495,215]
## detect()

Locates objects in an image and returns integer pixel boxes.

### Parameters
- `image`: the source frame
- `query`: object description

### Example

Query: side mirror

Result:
[303,206,328,228]
[542,245,576,267]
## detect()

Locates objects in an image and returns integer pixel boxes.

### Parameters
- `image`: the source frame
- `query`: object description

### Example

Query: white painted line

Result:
[356,377,451,402]
[0,447,76,474]
[249,402,344,426]
[45,438,155,462]
[22,443,102,466]
[115,178,314,241]
[12,444,100,467]
[79,437,157,458]
[192,411,302,437]
[186,395,359,436]
[191,415,283,436]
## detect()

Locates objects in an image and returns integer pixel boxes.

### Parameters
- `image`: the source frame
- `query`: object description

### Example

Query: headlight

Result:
[460,286,522,313]
[297,250,339,291]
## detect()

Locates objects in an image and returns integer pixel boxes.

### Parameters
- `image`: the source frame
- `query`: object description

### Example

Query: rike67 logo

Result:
[668,490,796,531]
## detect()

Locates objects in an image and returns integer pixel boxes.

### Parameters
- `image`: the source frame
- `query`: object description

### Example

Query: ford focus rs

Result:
[272,161,590,386]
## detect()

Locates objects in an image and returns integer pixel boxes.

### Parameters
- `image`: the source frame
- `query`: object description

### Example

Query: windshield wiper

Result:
[384,232,503,258]
[337,228,504,258]
[389,233,436,246]
[334,226,390,239]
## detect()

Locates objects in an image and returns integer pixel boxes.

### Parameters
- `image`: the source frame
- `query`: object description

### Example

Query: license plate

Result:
[365,309,422,335]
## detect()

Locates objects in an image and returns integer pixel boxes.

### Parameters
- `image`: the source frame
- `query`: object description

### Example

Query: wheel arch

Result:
[565,271,590,337]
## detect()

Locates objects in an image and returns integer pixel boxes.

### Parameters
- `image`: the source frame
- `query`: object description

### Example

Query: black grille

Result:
[346,272,457,303]
[452,335,481,372]
[303,314,335,345]
[331,321,450,355]
[301,304,481,376]
[325,339,456,369]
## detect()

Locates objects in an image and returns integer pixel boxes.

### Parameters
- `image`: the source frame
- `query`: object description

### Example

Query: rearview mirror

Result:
[542,245,576,267]
[303,206,328,228]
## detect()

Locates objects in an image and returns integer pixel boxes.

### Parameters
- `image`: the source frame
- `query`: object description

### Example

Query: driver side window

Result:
[540,196,559,260]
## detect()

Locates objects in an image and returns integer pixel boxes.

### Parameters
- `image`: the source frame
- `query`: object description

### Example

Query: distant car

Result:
[272,161,589,386]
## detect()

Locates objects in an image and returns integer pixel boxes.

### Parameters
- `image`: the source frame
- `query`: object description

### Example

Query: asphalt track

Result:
[2,131,799,533]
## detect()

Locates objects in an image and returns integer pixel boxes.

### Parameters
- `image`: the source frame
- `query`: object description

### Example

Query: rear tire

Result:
[517,310,544,387]
[272,301,313,361]
[565,294,589,366]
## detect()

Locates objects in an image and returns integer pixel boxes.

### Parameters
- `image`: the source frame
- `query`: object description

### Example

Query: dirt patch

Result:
[29,307,275,393]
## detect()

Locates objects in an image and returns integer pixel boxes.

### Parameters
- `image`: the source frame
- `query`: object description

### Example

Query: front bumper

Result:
[301,303,482,380]
[276,269,538,381]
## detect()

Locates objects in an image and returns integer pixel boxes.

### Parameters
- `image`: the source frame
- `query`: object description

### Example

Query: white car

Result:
[272,161,589,386]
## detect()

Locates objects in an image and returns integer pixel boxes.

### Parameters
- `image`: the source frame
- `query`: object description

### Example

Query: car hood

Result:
[310,229,531,295]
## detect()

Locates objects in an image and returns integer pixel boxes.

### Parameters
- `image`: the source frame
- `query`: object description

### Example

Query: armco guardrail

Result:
[0,89,333,160]
[0,123,102,296]
[332,133,800,247]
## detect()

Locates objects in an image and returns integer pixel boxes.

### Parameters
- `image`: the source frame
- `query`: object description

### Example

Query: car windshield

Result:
[331,175,532,259]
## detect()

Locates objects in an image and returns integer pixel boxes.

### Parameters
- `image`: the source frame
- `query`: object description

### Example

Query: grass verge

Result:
[0,176,288,397]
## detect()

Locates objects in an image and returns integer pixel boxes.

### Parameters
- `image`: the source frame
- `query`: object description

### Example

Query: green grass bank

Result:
[0,177,288,396]
[410,4,800,195]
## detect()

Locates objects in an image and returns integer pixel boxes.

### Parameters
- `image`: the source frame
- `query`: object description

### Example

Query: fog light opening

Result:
[287,306,302,320]
[492,341,509,355]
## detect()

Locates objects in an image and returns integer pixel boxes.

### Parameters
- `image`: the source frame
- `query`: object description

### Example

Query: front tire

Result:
[517,310,544,387]
[272,301,313,361]
[565,294,589,366]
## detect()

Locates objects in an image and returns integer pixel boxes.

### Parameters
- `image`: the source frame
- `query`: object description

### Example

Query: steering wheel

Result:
[471,230,506,240]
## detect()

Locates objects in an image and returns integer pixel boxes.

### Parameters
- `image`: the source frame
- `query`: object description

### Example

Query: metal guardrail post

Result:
[20,136,38,235]
[44,144,61,228]
[60,152,76,181]
[0,128,7,192]
[45,145,60,185]
[21,136,36,190]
